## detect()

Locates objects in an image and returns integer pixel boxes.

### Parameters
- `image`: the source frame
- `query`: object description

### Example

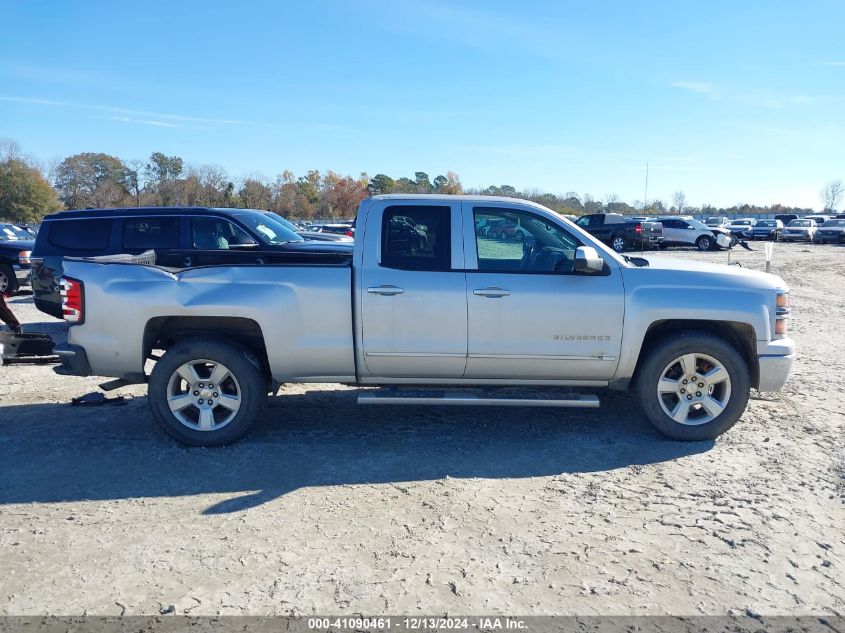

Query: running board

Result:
[357,390,599,408]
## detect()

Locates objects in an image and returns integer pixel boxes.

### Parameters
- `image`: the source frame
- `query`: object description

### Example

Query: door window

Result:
[191,217,256,250]
[122,217,180,250]
[473,207,581,273]
[381,205,451,271]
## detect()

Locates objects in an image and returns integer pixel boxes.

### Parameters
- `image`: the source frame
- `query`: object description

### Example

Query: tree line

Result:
[0,138,840,224]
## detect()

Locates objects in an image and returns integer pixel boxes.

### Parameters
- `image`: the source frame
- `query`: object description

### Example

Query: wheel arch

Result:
[143,316,270,378]
[630,319,759,389]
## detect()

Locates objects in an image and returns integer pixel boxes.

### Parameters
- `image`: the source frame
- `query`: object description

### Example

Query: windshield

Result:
[824,219,845,227]
[228,210,304,244]
[757,220,776,227]
[789,220,811,227]
[732,220,751,225]
[705,217,723,225]
[263,211,300,233]
[0,224,31,240]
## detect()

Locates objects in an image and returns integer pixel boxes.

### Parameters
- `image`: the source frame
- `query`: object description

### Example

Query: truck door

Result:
[462,202,624,381]
[359,200,467,378]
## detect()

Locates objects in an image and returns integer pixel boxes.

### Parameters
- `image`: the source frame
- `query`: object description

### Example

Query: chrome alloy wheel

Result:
[166,359,241,431]
[656,352,731,426]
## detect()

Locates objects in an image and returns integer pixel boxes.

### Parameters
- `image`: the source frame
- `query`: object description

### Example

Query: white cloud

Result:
[0,95,251,126]
[109,116,183,129]
[671,81,714,94]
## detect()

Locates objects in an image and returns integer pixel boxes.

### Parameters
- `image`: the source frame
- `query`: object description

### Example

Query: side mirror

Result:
[574,246,604,274]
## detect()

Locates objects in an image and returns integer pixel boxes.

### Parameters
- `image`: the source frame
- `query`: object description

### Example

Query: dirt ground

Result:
[0,243,843,616]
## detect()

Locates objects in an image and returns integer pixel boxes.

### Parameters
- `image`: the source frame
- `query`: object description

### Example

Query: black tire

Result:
[610,235,626,252]
[696,235,713,251]
[0,264,18,295]
[148,337,267,446]
[631,331,750,441]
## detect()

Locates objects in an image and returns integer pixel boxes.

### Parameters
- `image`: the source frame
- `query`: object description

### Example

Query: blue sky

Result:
[1,0,843,209]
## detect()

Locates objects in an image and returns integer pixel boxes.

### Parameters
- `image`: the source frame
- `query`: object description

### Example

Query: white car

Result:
[656,216,726,250]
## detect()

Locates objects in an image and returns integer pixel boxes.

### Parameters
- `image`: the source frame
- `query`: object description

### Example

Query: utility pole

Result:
[644,162,649,211]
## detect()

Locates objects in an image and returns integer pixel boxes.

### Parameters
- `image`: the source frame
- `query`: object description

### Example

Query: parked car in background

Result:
[728,218,757,240]
[814,218,845,244]
[656,216,731,250]
[705,216,731,228]
[29,207,352,318]
[0,223,34,294]
[264,212,353,243]
[774,214,799,226]
[804,214,831,226]
[311,223,355,238]
[483,217,531,242]
[750,219,784,240]
[574,213,663,252]
[780,218,818,242]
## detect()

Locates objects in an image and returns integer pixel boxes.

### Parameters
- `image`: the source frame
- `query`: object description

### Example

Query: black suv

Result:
[0,223,35,295]
[30,207,351,318]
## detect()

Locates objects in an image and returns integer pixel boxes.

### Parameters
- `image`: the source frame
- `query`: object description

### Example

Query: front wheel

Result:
[148,337,268,446]
[729,235,738,247]
[696,235,713,251]
[611,235,626,252]
[0,264,18,295]
[632,331,750,441]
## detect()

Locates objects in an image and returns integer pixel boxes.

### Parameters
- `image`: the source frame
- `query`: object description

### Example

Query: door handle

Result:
[367,285,405,296]
[473,287,511,298]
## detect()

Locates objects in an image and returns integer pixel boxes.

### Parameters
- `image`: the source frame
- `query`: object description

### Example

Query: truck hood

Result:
[0,238,34,250]
[264,240,353,254]
[628,255,787,290]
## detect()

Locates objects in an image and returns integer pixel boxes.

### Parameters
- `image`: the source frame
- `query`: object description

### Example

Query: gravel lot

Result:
[1,243,843,616]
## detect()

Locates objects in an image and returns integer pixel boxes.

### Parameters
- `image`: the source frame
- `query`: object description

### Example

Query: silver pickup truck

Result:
[55,195,795,446]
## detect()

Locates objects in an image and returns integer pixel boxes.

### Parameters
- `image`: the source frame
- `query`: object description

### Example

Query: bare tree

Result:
[672,190,687,213]
[821,180,843,211]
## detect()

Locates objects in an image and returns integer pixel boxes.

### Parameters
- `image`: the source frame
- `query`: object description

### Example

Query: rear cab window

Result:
[380,205,451,271]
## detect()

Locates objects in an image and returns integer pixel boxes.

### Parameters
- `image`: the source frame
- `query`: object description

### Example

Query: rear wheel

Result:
[632,331,750,441]
[148,337,267,446]
[611,235,626,252]
[696,235,713,251]
[0,264,18,295]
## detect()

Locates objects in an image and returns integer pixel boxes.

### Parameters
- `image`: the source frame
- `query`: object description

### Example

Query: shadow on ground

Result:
[0,388,713,513]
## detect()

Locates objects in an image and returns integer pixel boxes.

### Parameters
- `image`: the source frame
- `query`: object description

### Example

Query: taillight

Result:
[60,277,84,323]
[634,223,643,233]
[18,250,31,265]
[346,230,354,238]
[775,291,790,337]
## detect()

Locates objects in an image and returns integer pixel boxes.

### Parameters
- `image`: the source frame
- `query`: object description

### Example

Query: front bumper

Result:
[757,337,795,392]
[53,342,93,377]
